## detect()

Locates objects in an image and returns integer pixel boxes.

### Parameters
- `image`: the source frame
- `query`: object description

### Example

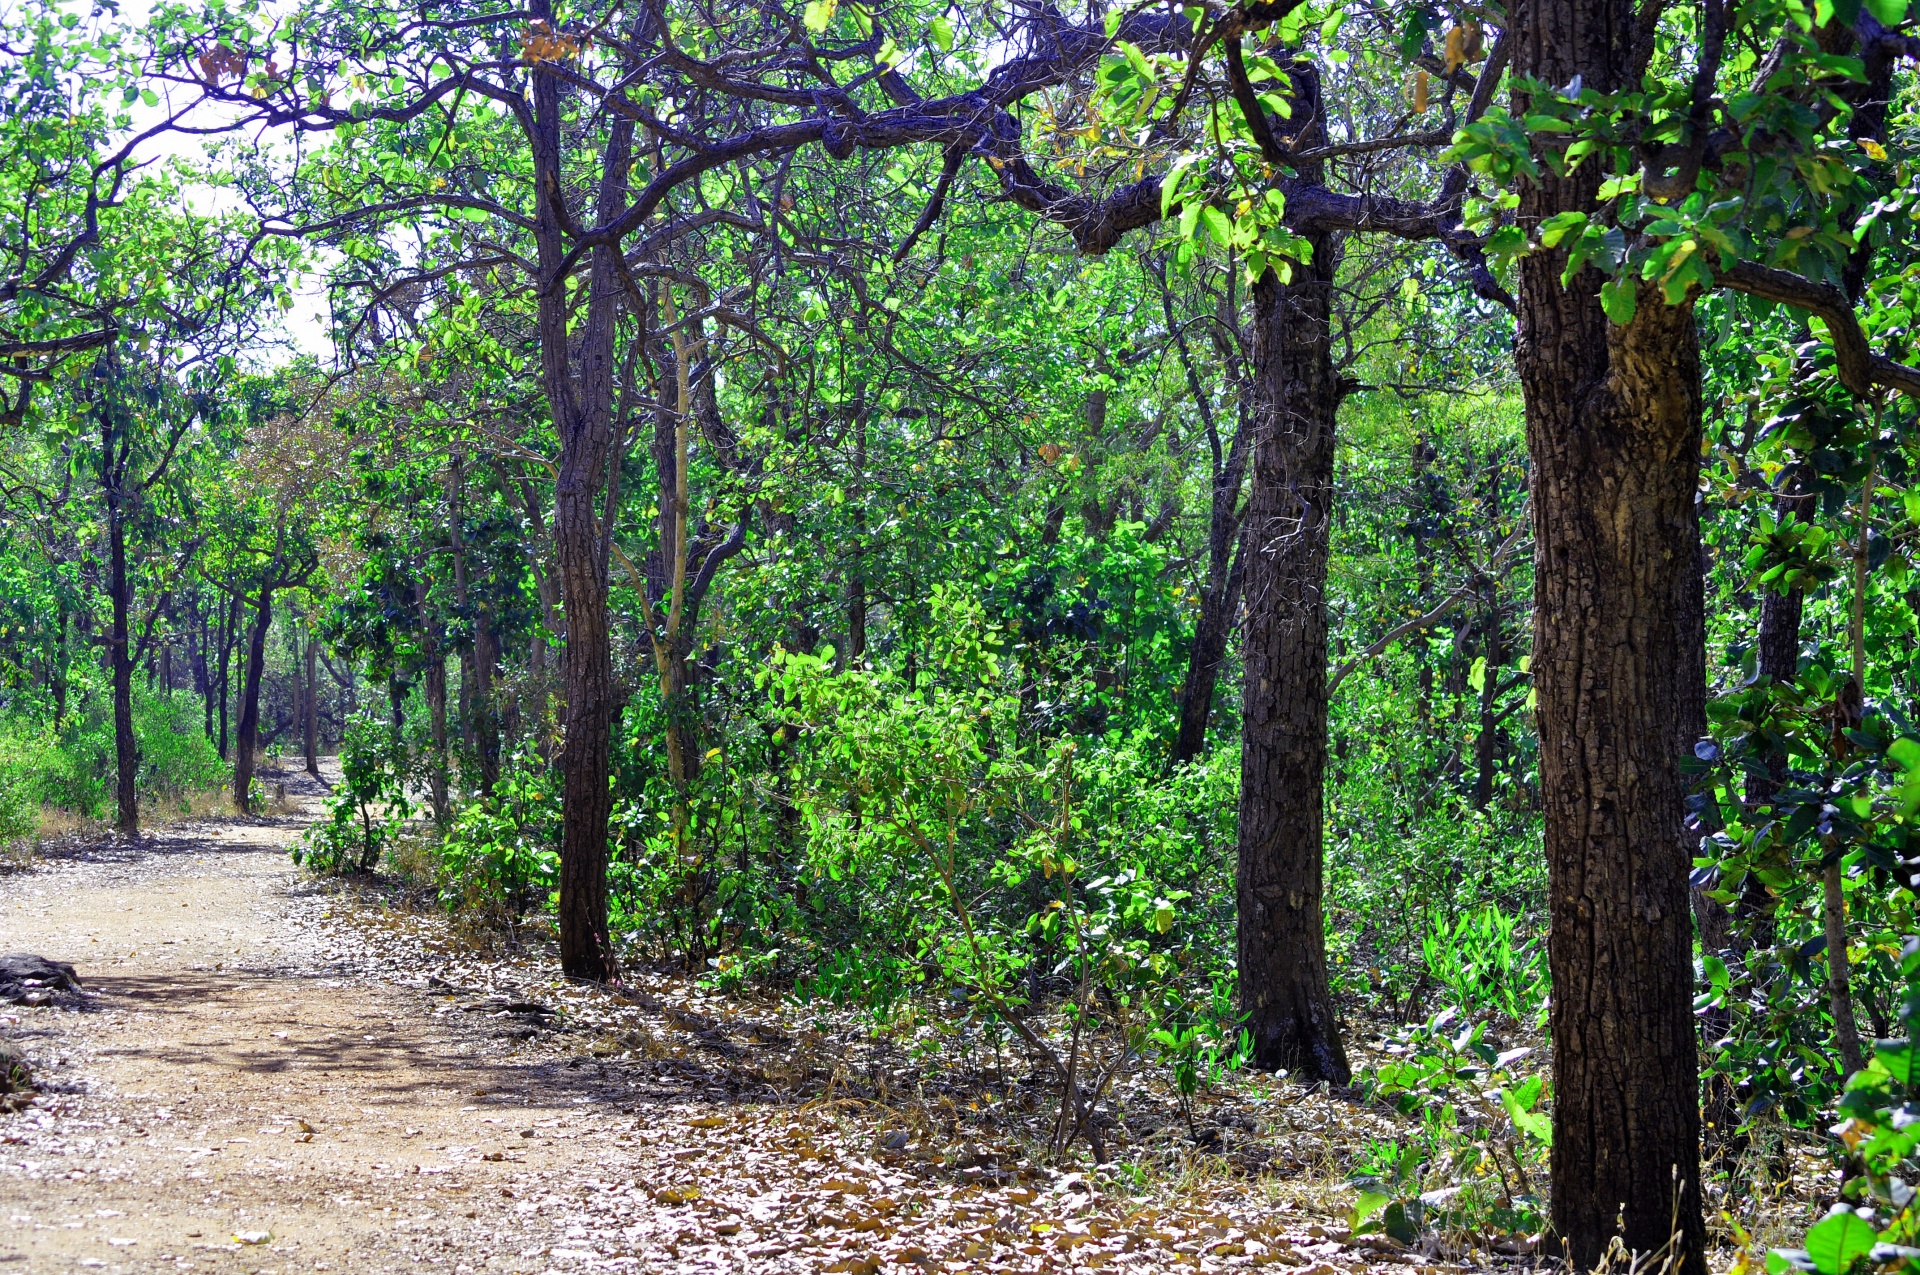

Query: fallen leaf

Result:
[232,1230,271,1245]
[686,1116,727,1129]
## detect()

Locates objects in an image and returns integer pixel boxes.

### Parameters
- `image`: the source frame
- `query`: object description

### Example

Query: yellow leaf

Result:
[1862,138,1888,160]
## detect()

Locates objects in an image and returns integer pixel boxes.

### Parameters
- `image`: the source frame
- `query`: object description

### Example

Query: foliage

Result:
[294,712,413,874]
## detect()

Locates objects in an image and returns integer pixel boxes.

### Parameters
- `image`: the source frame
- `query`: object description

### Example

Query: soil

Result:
[0,765,1397,1275]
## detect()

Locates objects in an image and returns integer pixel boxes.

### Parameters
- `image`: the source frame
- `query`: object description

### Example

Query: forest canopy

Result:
[8,0,1920,1265]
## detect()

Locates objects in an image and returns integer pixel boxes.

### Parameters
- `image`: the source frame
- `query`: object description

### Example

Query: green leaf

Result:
[929,14,954,49]
[1537,210,1588,248]
[1498,1086,1553,1144]
[1805,1212,1877,1275]
[1888,737,1920,772]
[1874,1039,1917,1086]
[1599,276,1638,325]
[1200,205,1231,246]
[1349,1191,1391,1233]
[1467,656,1487,692]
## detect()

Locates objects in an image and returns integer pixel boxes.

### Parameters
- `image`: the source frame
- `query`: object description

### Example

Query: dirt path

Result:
[0,771,1387,1275]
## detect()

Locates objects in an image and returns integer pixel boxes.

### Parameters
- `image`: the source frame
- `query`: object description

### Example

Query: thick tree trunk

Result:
[1511,0,1707,1244]
[1521,280,1706,1271]
[553,454,618,978]
[232,588,273,814]
[1234,234,1350,1084]
[108,501,139,837]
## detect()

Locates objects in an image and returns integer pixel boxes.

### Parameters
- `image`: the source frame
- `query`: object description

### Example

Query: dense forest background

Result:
[10,0,1920,1266]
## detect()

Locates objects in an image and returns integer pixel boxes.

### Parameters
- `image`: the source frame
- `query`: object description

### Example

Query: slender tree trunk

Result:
[304,625,320,778]
[848,404,868,665]
[217,588,239,762]
[1472,460,1508,811]
[1679,537,1726,951]
[52,610,68,732]
[232,587,273,814]
[448,465,501,792]
[196,604,215,743]
[1511,0,1707,1248]
[1172,413,1251,766]
[1825,467,1876,1079]
[533,37,628,980]
[418,578,450,823]
[107,491,139,837]
[1235,221,1350,1084]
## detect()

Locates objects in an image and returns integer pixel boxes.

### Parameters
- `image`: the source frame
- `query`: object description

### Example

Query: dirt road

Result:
[0,771,806,1275]
[0,771,1373,1275]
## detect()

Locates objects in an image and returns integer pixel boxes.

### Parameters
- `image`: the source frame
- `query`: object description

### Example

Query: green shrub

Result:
[432,750,559,913]
[132,691,226,799]
[295,711,412,873]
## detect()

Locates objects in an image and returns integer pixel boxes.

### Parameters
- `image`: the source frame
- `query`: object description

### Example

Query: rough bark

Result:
[1234,233,1349,1084]
[107,489,138,837]
[232,587,273,814]
[1511,0,1708,1241]
[534,25,626,980]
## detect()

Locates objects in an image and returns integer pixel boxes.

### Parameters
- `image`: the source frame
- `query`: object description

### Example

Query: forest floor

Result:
[0,770,1581,1275]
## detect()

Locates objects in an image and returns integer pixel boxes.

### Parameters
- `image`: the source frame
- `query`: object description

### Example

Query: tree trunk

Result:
[217,588,239,761]
[196,604,215,743]
[418,577,450,821]
[848,405,868,666]
[534,38,628,981]
[1234,231,1350,1084]
[107,492,139,837]
[232,587,273,814]
[304,625,320,778]
[1172,406,1250,766]
[1511,0,1707,1246]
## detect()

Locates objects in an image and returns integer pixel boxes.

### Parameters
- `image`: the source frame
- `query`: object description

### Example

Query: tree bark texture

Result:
[232,588,273,814]
[531,30,627,981]
[1510,0,1707,1245]
[107,490,138,836]
[1234,231,1350,1085]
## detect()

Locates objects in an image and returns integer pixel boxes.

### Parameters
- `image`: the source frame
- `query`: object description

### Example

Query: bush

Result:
[0,684,225,834]
[133,691,227,801]
[294,711,412,873]
[432,749,559,913]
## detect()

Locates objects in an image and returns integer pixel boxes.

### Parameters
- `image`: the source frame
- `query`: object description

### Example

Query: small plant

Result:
[294,712,412,874]
[1421,904,1548,1025]
[1355,1007,1551,1243]
[1770,936,1920,1275]
[433,751,559,914]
